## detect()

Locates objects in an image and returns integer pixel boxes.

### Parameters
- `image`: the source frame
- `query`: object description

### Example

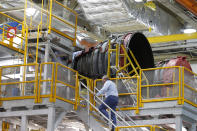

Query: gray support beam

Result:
[47,106,55,131]
[175,115,182,131]
[43,43,50,94]
[55,111,66,129]
[21,115,28,131]
[133,118,175,125]
[0,109,49,117]
[189,123,196,131]
[49,47,61,63]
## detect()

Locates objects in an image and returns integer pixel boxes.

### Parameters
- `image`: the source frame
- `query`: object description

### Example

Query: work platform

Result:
[0,62,196,131]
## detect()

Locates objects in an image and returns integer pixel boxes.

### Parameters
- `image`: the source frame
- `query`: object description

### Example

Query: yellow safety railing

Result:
[54,63,79,109]
[24,0,78,46]
[2,121,10,131]
[78,74,92,109]
[94,76,140,113]
[140,66,182,104]
[0,12,28,55]
[0,63,38,103]
[107,43,140,77]
[38,62,55,102]
[183,67,197,107]
[115,125,168,131]
[140,66,197,108]
[38,62,79,109]
[0,62,196,112]
[50,0,78,46]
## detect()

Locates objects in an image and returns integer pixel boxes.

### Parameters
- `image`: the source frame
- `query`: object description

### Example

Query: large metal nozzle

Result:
[74,32,154,79]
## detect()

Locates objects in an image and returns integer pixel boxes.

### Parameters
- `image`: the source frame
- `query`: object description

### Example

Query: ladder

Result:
[107,42,149,105]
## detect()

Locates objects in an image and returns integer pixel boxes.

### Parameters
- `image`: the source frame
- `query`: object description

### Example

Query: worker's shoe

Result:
[111,128,114,131]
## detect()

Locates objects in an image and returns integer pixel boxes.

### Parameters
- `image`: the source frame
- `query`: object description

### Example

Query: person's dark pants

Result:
[99,95,118,131]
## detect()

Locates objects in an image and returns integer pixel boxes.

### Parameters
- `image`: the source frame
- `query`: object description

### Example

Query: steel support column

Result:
[189,123,196,131]
[175,115,182,131]
[21,115,28,131]
[43,43,50,94]
[54,111,66,129]
[47,106,55,131]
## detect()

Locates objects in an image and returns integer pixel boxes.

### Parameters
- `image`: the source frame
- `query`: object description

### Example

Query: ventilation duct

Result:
[78,0,184,35]
[122,0,184,35]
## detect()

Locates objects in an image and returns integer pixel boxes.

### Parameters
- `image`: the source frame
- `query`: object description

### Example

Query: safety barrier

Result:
[94,76,140,113]
[115,125,168,131]
[140,66,197,107]
[24,0,78,46]
[54,63,79,110]
[183,67,197,107]
[0,12,28,55]
[0,63,197,110]
[0,63,39,104]
[0,62,80,109]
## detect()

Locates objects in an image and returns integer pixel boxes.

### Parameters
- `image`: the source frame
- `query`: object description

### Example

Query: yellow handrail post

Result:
[36,23,41,64]
[24,0,27,31]
[153,126,155,131]
[87,79,91,111]
[116,44,119,68]
[182,67,184,105]
[46,0,49,28]
[89,79,94,111]
[172,71,175,96]
[53,63,58,102]
[74,71,79,110]
[2,25,5,42]
[178,67,182,105]
[30,0,33,30]
[107,40,111,77]
[38,64,43,103]
[150,126,153,131]
[0,68,2,107]
[139,69,143,107]
[40,0,44,32]
[34,64,39,103]
[48,0,53,33]
[50,63,55,102]
[23,27,28,64]
[9,38,13,47]
[93,80,97,108]
[120,45,139,76]
[135,76,140,114]
[73,14,78,47]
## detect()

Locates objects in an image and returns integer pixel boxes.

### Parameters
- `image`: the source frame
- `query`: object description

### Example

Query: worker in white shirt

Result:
[96,75,119,131]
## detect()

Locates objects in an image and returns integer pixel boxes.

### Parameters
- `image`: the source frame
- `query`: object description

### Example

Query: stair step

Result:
[90,112,109,128]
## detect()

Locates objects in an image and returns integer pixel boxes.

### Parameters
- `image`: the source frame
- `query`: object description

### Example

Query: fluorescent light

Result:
[183,28,196,34]
[26,8,36,17]
[135,0,143,2]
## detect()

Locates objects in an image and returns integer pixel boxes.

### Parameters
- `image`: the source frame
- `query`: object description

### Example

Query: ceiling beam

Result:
[0,7,24,13]
[148,32,197,44]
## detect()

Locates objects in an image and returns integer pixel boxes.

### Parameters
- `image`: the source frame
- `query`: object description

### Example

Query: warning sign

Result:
[7,27,17,38]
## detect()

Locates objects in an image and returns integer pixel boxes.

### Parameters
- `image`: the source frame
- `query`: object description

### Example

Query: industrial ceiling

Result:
[1,0,197,61]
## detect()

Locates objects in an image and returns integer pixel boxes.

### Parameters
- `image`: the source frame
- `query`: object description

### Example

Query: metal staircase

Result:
[77,81,138,131]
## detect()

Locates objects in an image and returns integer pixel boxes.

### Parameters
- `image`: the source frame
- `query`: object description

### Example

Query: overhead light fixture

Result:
[183,23,197,34]
[26,8,36,17]
[135,0,143,2]
[183,28,196,34]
